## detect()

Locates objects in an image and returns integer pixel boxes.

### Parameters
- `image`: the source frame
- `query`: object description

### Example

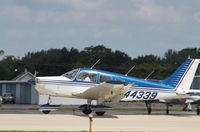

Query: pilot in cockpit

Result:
[78,72,92,82]
[84,76,91,82]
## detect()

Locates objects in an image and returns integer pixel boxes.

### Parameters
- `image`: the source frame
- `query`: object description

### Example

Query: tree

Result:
[0,50,4,56]
[0,45,200,80]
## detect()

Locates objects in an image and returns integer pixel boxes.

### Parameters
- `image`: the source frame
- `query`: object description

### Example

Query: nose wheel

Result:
[39,96,60,114]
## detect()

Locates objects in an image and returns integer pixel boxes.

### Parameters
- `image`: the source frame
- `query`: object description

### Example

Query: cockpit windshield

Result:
[62,69,79,80]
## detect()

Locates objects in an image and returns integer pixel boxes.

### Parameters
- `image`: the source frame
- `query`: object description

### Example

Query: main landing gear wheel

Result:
[79,104,92,115]
[42,110,51,114]
[82,109,92,115]
[79,104,111,116]
[95,111,105,116]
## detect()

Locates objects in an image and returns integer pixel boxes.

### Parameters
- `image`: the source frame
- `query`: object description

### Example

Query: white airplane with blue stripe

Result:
[35,58,200,115]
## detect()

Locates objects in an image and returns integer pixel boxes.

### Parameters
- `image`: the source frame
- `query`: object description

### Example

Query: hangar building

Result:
[0,71,38,104]
[191,75,200,90]
[0,70,86,105]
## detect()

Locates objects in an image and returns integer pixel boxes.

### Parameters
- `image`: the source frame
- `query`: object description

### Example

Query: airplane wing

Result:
[73,81,132,103]
[184,90,200,104]
[158,90,200,108]
[159,99,186,104]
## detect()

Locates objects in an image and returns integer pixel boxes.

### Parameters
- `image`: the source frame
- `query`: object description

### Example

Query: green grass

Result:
[1,104,183,112]
[112,107,182,111]
[59,106,183,112]
[0,131,89,132]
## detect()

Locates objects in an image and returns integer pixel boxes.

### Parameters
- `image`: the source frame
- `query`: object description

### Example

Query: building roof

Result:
[0,71,35,84]
[12,71,35,81]
[195,75,200,78]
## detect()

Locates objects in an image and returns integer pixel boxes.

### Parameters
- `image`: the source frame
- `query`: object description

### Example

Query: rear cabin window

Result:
[100,75,112,83]
[115,78,125,82]
[76,72,97,83]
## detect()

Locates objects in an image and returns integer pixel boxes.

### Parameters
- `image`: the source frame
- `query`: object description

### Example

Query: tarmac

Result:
[0,108,200,132]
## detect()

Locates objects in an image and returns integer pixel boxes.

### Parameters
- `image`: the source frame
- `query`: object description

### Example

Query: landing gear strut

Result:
[197,105,200,115]
[81,100,92,115]
[47,96,52,104]
[183,103,192,111]
[146,101,152,115]
[166,104,169,115]
[41,96,52,114]
[40,96,60,114]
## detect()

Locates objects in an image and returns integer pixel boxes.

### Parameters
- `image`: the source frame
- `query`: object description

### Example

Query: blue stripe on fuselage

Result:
[79,68,175,90]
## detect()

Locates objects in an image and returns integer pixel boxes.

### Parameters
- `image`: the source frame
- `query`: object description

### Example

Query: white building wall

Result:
[191,76,200,90]
[31,86,39,104]
[15,84,21,103]
[2,84,6,95]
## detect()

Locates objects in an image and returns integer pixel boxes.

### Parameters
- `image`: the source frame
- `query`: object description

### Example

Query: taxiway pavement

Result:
[0,110,199,132]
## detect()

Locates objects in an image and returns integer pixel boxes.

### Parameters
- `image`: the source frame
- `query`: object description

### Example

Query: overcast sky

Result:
[0,0,200,58]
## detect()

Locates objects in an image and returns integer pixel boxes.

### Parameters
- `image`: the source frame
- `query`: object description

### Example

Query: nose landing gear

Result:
[39,96,60,114]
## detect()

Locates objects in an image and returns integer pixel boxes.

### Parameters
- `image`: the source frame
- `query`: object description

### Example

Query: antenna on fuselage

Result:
[125,65,135,76]
[144,70,155,80]
[90,59,101,69]
[34,71,39,77]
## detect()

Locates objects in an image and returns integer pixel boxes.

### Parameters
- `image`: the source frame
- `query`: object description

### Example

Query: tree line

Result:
[0,45,200,80]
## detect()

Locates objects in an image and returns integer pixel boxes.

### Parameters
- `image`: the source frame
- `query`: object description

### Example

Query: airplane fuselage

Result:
[35,68,188,102]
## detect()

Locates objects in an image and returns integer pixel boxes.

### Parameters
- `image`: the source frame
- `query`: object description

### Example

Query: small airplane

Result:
[182,90,200,114]
[35,58,200,115]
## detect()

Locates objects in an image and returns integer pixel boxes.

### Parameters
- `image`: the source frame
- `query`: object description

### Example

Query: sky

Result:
[0,0,200,58]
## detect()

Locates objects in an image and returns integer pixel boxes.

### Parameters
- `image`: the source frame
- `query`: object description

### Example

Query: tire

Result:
[82,110,92,115]
[42,110,51,114]
[95,111,105,116]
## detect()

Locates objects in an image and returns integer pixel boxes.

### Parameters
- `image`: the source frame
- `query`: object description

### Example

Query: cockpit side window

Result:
[100,75,112,83]
[76,72,97,83]
[62,69,79,80]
